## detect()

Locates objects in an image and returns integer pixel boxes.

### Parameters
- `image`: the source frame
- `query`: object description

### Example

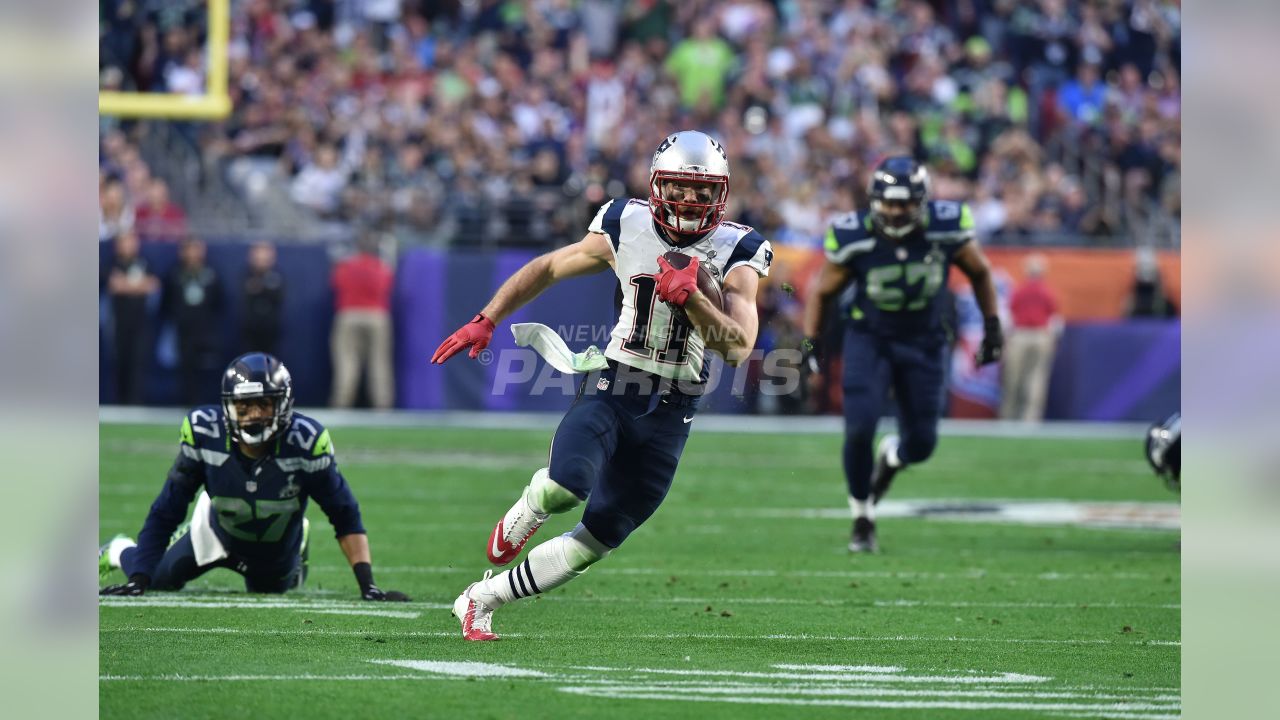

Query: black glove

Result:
[975,316,1004,366]
[362,585,411,602]
[801,337,822,375]
[353,561,410,601]
[100,574,149,596]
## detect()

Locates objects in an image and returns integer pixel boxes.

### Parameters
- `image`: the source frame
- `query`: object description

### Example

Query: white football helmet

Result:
[648,130,730,238]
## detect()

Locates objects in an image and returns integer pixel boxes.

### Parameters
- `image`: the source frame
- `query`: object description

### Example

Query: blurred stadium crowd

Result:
[100,0,1181,249]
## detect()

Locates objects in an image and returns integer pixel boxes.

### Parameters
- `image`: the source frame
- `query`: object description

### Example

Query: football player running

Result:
[432,130,772,641]
[99,352,409,601]
[803,157,1002,553]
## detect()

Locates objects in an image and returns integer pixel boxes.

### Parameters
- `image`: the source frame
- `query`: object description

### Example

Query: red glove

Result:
[655,255,700,307]
[432,313,496,364]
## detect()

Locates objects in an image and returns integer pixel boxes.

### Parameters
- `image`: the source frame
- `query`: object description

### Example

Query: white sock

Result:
[528,468,580,515]
[883,436,903,468]
[849,496,875,520]
[108,537,136,568]
[472,534,587,609]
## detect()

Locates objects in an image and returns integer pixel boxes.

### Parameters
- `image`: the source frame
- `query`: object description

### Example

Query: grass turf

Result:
[99,422,1180,719]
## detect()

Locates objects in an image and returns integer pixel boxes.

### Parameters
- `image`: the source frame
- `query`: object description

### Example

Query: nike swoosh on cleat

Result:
[489,522,516,563]
[683,416,694,423]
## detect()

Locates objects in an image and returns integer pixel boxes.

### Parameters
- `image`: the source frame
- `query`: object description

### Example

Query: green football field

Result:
[99,421,1180,719]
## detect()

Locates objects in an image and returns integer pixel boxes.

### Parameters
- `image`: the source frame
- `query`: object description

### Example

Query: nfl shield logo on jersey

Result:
[597,377,611,391]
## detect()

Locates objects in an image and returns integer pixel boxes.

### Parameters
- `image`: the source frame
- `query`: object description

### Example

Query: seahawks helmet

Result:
[868,156,931,238]
[648,130,730,240]
[221,352,294,445]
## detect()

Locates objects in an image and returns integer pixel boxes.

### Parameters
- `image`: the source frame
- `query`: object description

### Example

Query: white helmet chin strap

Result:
[227,402,281,446]
[237,421,277,446]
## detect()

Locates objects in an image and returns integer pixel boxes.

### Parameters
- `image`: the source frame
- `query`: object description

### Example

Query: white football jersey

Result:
[588,198,773,382]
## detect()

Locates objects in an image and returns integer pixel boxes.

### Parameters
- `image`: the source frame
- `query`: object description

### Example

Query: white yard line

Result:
[98,592,1180,613]
[735,501,1180,532]
[97,597,441,607]
[368,564,1173,582]
[101,626,476,638]
[99,674,441,682]
[370,660,548,678]
[533,595,1179,610]
[305,609,422,619]
[575,679,1180,700]
[100,655,1181,719]
[558,687,1178,716]
[100,406,1148,440]
[565,666,1055,685]
[634,633,1180,647]
[98,596,441,618]
[1049,707,1177,712]
[100,624,1177,647]
[774,664,905,673]
[562,682,1180,703]
[871,599,1180,610]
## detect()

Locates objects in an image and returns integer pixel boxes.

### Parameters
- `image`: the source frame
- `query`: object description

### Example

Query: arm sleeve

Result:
[129,449,203,579]
[824,213,874,266]
[305,433,366,537]
[725,230,772,278]
[587,199,624,258]
[927,201,976,246]
[586,200,615,235]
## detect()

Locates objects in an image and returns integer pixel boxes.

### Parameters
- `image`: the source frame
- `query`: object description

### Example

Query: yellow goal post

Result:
[99,0,231,120]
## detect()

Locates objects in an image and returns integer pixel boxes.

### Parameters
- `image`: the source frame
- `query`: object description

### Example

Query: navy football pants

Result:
[121,532,303,594]
[547,372,695,549]
[840,328,947,501]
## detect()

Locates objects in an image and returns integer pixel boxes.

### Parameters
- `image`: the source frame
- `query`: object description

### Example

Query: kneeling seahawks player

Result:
[99,352,408,600]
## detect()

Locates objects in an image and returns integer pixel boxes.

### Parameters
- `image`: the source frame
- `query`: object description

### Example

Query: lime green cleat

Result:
[98,533,132,582]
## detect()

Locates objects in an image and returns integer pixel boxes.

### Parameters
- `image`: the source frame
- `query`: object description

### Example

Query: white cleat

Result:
[870,434,901,504]
[487,487,548,566]
[452,571,500,642]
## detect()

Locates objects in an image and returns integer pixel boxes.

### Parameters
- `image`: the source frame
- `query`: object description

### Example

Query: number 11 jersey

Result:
[589,198,772,382]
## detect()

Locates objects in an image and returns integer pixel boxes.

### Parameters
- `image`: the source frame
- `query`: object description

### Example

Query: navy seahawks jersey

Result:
[129,406,365,578]
[824,200,975,341]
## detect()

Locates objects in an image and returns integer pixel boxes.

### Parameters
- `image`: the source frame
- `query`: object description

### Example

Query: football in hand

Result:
[662,251,724,326]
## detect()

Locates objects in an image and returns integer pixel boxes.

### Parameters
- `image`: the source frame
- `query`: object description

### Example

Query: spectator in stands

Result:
[103,229,158,404]
[99,178,134,242]
[330,231,395,409]
[163,236,224,405]
[1001,254,1061,422]
[664,17,736,110]
[291,144,351,217]
[241,241,285,355]
[133,178,187,243]
[1127,247,1178,318]
[1057,62,1107,125]
[98,1,1181,251]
